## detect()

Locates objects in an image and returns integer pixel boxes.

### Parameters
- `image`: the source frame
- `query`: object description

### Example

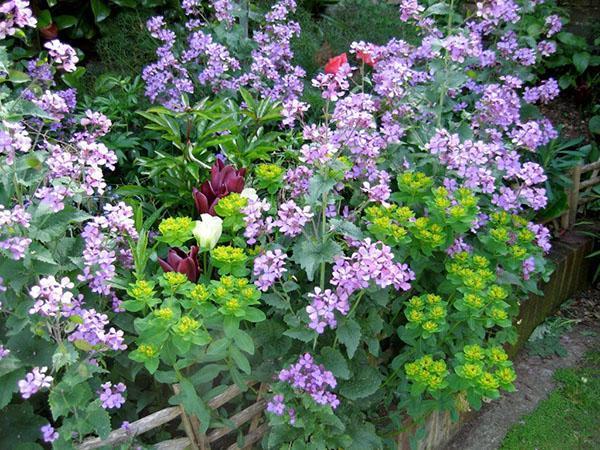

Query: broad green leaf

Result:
[338,363,381,400]
[292,238,341,282]
[336,319,361,359]
[573,52,590,74]
[170,378,211,433]
[589,116,600,135]
[91,0,111,22]
[86,402,111,439]
[320,347,350,380]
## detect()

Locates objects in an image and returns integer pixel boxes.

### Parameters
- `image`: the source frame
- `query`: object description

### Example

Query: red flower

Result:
[192,159,246,216]
[158,246,201,282]
[325,53,348,75]
[356,50,375,67]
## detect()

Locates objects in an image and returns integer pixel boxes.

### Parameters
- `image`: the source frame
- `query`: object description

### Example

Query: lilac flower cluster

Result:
[306,288,348,334]
[253,249,288,291]
[331,239,415,301]
[0,344,10,360]
[41,424,59,443]
[523,78,560,104]
[98,381,127,409]
[241,196,273,244]
[79,202,137,299]
[0,0,36,39]
[274,200,314,237]
[18,366,53,399]
[68,308,127,352]
[284,165,313,196]
[0,204,31,260]
[143,0,305,110]
[0,120,32,165]
[44,40,79,72]
[268,353,339,421]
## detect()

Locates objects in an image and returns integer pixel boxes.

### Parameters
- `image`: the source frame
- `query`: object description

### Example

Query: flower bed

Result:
[0,0,597,449]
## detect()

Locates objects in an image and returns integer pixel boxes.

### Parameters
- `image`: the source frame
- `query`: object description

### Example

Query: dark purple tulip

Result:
[193,160,246,216]
[158,246,201,282]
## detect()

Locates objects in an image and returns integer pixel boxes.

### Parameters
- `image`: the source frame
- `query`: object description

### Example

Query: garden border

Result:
[77,231,597,450]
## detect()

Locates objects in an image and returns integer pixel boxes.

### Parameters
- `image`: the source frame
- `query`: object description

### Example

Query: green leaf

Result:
[336,319,361,359]
[348,421,383,450]
[229,346,251,374]
[233,330,255,354]
[243,307,266,322]
[292,238,341,281]
[55,15,78,29]
[573,52,590,74]
[283,327,316,343]
[191,364,226,385]
[170,378,211,433]
[37,10,52,29]
[91,0,111,22]
[320,347,350,380]
[86,402,111,439]
[338,363,381,400]
[589,116,600,135]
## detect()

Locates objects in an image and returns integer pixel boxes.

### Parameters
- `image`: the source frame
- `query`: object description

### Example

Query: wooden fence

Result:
[561,158,600,229]
[78,382,268,450]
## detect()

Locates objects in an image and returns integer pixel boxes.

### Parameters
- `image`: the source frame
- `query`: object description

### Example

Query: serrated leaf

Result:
[336,319,361,359]
[86,402,111,439]
[292,238,341,281]
[320,347,350,380]
[170,378,211,433]
[338,363,381,400]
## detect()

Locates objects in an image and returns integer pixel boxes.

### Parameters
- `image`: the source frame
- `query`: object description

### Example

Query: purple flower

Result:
[399,0,424,22]
[545,15,562,37]
[158,246,201,283]
[266,394,286,415]
[0,344,10,359]
[0,0,37,39]
[98,382,126,409]
[41,424,59,443]
[306,288,346,334]
[18,366,53,399]
[522,257,535,281]
[44,40,79,72]
[274,200,313,237]
[277,353,339,409]
[242,196,273,245]
[253,249,287,291]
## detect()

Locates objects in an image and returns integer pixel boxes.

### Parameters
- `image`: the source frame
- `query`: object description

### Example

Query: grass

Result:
[501,351,600,450]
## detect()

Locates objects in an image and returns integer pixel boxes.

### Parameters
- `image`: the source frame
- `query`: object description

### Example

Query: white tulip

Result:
[240,188,258,201]
[193,214,223,250]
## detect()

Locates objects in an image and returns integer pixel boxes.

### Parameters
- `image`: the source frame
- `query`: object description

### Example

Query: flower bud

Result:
[193,214,223,250]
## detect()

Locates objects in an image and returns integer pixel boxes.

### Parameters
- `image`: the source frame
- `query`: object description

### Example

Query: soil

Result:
[539,95,592,142]
[445,288,600,450]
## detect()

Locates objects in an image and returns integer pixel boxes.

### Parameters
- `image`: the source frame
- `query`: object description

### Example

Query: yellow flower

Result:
[154,307,174,320]
[428,305,446,320]
[164,272,188,286]
[130,280,154,299]
[464,345,485,361]
[159,217,193,236]
[510,245,527,259]
[478,372,500,390]
[220,276,235,289]
[224,298,241,313]
[518,229,535,242]
[490,227,509,242]
[394,206,415,223]
[255,163,284,182]
[409,296,425,309]
[488,285,508,301]
[236,278,249,288]
[214,193,248,217]
[488,346,508,364]
[405,362,419,377]
[422,321,439,333]
[189,284,209,302]
[214,286,228,298]
[426,294,442,305]
[449,205,466,217]
[175,316,200,335]
[472,255,489,268]
[211,245,247,264]
[241,287,256,299]
[139,344,157,358]
[495,367,516,384]
[462,363,483,379]
[431,360,447,374]
[464,294,485,309]
[490,308,508,321]
[428,374,445,390]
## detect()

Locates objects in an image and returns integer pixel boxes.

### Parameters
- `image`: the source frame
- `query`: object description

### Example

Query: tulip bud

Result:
[193,214,223,250]
[240,188,258,201]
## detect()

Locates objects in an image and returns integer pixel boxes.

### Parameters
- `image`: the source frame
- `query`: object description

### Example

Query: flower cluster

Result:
[18,366,53,399]
[0,0,36,39]
[253,249,287,291]
[268,353,339,423]
[97,382,127,409]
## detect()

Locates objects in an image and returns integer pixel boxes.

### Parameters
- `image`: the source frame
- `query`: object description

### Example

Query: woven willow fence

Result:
[561,158,600,229]
[78,382,268,450]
